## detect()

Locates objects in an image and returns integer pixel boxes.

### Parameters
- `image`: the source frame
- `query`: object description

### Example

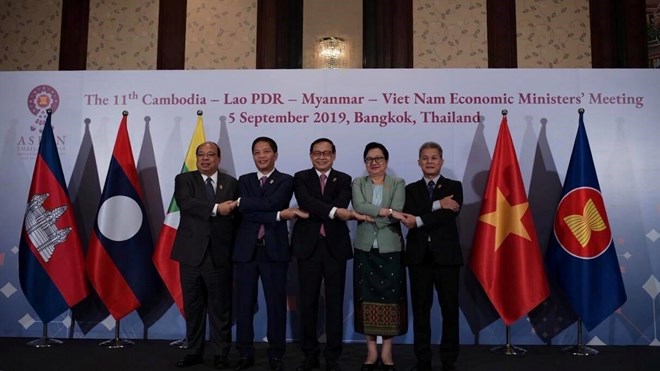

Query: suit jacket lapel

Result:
[193,171,208,199]
[364,176,374,204]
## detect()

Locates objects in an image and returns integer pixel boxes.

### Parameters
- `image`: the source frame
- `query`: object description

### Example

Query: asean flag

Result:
[86,112,163,321]
[19,110,89,323]
[546,110,626,331]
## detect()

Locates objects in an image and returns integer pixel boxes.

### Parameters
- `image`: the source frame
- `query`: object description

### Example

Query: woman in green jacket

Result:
[351,142,408,371]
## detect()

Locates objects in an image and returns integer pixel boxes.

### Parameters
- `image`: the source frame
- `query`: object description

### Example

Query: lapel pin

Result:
[219,184,223,190]
[269,179,274,184]
[333,177,337,182]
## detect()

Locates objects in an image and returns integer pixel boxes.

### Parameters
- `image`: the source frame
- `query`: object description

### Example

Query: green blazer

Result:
[351,174,405,253]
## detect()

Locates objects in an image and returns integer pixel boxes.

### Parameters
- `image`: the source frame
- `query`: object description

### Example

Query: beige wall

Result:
[0,0,62,71]
[185,0,257,69]
[303,0,362,69]
[1,0,598,70]
[414,0,489,68]
[87,0,159,70]
[516,0,591,68]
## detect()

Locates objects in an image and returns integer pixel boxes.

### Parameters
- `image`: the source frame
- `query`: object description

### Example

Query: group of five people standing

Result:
[171,136,463,371]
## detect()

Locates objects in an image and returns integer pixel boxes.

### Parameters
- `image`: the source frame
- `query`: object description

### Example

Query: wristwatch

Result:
[388,208,393,217]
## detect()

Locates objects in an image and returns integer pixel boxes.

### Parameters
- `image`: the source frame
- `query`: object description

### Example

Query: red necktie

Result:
[320,174,327,236]
[258,176,267,239]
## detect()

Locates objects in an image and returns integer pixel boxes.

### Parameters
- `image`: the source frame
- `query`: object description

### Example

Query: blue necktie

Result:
[427,180,435,200]
[206,177,215,201]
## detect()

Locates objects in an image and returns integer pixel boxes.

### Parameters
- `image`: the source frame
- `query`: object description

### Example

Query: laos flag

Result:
[19,110,89,323]
[546,110,627,331]
[86,112,163,321]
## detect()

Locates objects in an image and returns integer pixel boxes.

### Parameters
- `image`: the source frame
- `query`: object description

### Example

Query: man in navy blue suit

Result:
[291,138,353,371]
[233,137,307,371]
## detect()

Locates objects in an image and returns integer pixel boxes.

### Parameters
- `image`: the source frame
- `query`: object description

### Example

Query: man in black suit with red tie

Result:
[291,138,353,371]
[401,142,463,371]
[171,141,238,369]
[233,137,307,371]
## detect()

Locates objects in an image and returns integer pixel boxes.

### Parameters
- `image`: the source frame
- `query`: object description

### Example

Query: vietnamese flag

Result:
[469,115,550,325]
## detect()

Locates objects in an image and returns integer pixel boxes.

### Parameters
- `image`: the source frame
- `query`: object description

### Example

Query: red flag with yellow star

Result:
[469,116,550,325]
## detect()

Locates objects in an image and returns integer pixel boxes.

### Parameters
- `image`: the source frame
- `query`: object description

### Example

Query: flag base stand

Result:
[169,338,188,348]
[490,343,527,355]
[490,326,526,355]
[27,323,62,348]
[98,320,134,349]
[561,344,598,356]
[562,318,598,356]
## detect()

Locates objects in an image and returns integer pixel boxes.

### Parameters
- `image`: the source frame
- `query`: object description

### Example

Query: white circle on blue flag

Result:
[97,195,142,242]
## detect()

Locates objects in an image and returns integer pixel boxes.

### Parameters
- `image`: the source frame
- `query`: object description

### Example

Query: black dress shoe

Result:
[360,363,376,371]
[295,356,320,371]
[233,357,255,370]
[214,355,230,369]
[442,362,456,371]
[176,354,204,367]
[381,364,396,371]
[269,357,284,371]
[410,362,432,371]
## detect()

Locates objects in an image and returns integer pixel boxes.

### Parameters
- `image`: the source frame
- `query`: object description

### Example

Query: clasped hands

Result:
[217,200,239,216]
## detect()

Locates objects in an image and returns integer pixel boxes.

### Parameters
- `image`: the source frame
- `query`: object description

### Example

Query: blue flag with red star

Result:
[546,110,627,331]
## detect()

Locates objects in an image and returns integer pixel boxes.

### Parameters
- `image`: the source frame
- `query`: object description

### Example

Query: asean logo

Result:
[553,186,612,259]
[27,85,60,132]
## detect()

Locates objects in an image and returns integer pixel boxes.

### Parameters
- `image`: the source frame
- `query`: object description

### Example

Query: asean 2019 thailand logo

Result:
[553,187,612,259]
[18,85,64,158]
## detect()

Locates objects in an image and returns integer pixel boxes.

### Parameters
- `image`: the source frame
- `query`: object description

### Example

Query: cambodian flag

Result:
[86,112,163,321]
[19,110,89,323]
[546,110,627,331]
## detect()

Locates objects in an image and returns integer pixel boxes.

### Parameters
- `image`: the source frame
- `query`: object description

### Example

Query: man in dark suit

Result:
[291,138,353,371]
[401,142,463,371]
[171,141,239,369]
[233,137,307,371]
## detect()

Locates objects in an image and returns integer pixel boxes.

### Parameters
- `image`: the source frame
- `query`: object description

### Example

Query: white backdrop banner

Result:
[1,69,658,345]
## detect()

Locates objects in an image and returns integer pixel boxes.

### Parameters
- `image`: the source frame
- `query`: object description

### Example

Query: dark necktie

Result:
[427,180,435,200]
[206,177,215,201]
[320,174,327,236]
[258,176,267,239]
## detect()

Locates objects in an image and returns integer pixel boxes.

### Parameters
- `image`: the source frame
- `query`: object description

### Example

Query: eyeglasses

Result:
[196,152,218,158]
[364,156,385,164]
[311,150,334,158]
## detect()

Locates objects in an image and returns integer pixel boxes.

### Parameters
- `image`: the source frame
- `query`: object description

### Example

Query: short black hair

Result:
[252,136,278,153]
[309,138,336,154]
[363,142,389,161]
[196,141,221,157]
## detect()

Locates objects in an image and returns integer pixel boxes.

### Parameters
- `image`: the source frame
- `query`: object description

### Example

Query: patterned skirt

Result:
[353,249,408,336]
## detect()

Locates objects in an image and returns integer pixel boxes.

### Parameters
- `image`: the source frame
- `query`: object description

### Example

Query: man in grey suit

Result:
[171,141,238,369]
